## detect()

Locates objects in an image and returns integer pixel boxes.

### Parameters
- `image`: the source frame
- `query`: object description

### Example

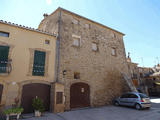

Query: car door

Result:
[119,94,129,106]
[127,94,138,106]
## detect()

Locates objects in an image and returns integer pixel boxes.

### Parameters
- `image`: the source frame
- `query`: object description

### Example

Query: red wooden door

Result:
[21,83,51,113]
[70,82,90,108]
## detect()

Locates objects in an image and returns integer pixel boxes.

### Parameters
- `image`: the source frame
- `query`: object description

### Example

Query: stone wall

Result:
[39,8,130,110]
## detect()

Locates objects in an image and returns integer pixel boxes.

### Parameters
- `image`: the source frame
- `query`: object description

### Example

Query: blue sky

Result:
[1,0,160,67]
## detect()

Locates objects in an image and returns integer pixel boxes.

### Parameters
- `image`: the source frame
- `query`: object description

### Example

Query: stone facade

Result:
[39,7,130,110]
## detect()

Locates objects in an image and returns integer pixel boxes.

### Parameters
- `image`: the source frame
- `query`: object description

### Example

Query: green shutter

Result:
[32,50,46,76]
[0,46,9,73]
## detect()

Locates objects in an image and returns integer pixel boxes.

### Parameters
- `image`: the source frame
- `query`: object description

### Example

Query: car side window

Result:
[121,94,129,98]
[129,94,138,98]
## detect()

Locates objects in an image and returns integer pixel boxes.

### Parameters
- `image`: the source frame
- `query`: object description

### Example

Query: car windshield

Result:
[139,93,148,98]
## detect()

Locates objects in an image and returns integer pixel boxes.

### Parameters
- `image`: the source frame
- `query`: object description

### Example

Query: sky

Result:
[0,0,160,67]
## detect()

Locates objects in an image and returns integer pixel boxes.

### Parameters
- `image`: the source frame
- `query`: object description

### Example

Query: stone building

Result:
[39,7,132,111]
[0,7,135,113]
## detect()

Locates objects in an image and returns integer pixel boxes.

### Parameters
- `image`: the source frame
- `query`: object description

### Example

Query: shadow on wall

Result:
[95,69,130,105]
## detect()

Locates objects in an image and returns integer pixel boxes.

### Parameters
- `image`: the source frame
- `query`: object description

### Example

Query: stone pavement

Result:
[20,106,160,120]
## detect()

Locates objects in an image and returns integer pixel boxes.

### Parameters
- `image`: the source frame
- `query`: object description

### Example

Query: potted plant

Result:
[3,107,24,120]
[32,96,45,117]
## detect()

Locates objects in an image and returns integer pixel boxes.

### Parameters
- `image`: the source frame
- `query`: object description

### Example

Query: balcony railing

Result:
[0,60,12,75]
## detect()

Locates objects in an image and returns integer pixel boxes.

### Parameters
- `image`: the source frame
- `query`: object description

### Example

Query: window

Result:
[72,35,81,47]
[111,48,116,56]
[74,72,80,79]
[45,40,50,45]
[139,93,148,98]
[0,31,9,37]
[73,38,80,47]
[0,46,9,73]
[129,94,138,98]
[32,50,46,76]
[120,94,129,98]
[85,24,90,29]
[56,92,63,104]
[92,43,98,51]
[72,19,79,24]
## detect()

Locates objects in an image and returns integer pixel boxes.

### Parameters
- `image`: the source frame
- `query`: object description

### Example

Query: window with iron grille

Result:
[0,46,9,73]
[32,50,46,76]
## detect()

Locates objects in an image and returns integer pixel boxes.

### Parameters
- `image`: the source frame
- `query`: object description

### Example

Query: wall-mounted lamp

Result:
[63,70,67,76]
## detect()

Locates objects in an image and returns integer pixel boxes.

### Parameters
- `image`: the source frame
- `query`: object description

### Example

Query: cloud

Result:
[46,0,52,5]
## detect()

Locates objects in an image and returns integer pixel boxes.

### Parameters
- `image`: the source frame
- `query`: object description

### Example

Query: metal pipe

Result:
[55,9,62,82]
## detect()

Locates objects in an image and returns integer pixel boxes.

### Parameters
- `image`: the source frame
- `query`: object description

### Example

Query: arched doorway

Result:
[0,84,3,103]
[21,83,51,113]
[70,82,90,108]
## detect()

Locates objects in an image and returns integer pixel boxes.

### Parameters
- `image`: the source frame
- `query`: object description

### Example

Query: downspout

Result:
[55,9,62,82]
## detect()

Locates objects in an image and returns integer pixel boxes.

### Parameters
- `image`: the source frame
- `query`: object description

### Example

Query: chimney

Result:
[43,13,48,18]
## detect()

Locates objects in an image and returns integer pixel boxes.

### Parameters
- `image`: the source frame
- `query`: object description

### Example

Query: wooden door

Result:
[0,84,3,103]
[70,82,90,108]
[21,83,51,113]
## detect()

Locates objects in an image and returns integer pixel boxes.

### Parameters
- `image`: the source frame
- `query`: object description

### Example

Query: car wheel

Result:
[114,101,119,106]
[135,104,141,110]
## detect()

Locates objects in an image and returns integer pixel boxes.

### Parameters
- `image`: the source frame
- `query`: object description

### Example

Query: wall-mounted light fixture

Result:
[63,70,67,76]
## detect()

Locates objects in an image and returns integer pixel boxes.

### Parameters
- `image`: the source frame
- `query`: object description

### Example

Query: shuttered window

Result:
[0,46,9,73]
[32,50,46,76]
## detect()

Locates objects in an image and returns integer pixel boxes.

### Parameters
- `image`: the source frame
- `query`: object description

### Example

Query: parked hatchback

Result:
[114,92,151,110]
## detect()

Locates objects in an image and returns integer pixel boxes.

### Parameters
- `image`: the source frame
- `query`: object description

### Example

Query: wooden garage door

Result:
[21,83,51,113]
[70,82,90,109]
[0,84,3,103]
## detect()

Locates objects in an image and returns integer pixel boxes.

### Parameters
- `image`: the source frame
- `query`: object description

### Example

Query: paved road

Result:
[21,106,160,120]
[150,97,160,108]
[20,97,160,120]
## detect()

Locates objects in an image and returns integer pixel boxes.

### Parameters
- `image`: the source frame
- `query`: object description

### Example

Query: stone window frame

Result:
[27,48,50,77]
[72,34,81,48]
[111,47,117,56]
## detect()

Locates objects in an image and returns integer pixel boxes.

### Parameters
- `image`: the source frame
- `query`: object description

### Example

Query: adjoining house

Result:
[0,21,57,113]
[0,7,134,113]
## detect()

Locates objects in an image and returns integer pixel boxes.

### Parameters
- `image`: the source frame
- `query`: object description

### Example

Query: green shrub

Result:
[32,97,45,112]
[3,107,24,115]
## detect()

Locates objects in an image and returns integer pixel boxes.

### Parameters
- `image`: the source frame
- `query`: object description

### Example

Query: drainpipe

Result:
[54,9,62,83]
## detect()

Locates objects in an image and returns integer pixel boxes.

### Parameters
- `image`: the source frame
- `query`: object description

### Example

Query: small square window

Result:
[92,43,98,51]
[45,40,50,45]
[72,19,79,24]
[111,48,116,56]
[0,31,9,37]
[73,38,80,47]
[85,24,90,29]
[74,72,80,79]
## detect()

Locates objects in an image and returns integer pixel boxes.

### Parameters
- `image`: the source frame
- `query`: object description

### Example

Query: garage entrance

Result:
[21,83,51,113]
[0,84,3,103]
[70,82,90,109]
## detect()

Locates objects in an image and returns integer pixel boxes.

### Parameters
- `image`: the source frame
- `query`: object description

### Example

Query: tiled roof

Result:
[0,20,56,37]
